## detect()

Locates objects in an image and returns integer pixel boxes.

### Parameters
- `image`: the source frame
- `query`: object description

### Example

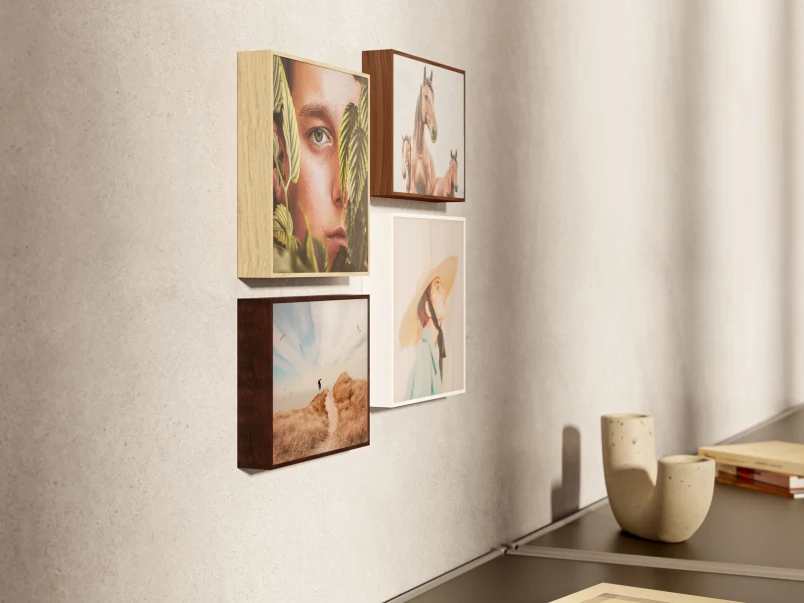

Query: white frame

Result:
[369,212,466,408]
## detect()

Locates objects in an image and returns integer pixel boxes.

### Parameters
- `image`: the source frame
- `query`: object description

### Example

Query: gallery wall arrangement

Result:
[237,51,370,278]
[236,47,466,468]
[237,295,370,469]
[363,50,466,202]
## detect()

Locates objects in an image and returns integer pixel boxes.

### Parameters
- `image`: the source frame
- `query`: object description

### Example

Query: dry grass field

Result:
[332,373,368,449]
[272,372,368,465]
[272,389,329,465]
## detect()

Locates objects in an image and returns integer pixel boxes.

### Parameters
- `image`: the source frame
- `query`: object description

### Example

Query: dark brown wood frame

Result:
[237,294,370,469]
[362,49,466,203]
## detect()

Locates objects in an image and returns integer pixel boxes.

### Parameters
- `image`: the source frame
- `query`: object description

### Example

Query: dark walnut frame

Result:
[237,294,370,470]
[362,49,466,203]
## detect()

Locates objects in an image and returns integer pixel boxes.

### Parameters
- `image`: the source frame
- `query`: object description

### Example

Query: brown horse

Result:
[401,134,412,193]
[433,150,459,197]
[410,66,438,196]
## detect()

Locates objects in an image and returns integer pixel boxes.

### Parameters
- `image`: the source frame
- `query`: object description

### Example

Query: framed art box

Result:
[549,583,740,603]
[237,295,370,469]
[369,213,465,407]
[362,50,465,202]
[237,51,370,278]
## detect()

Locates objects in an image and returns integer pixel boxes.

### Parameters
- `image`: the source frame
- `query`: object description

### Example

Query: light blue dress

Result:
[405,327,442,400]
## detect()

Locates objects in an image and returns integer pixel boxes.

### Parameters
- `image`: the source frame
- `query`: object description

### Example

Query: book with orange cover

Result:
[716,472,804,499]
[697,440,804,476]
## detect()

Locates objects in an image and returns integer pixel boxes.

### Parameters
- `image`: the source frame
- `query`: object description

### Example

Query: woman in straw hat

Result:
[399,256,459,400]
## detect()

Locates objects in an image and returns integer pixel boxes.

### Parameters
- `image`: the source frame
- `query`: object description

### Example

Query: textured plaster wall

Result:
[0,1,800,602]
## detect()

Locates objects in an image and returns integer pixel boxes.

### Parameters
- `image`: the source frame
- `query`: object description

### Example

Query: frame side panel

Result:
[237,51,274,278]
[363,50,394,197]
[237,299,274,468]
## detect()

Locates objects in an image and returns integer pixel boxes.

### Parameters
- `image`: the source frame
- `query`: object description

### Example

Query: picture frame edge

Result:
[237,297,276,470]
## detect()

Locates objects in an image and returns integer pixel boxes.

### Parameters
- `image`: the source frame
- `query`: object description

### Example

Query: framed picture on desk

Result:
[552,583,740,603]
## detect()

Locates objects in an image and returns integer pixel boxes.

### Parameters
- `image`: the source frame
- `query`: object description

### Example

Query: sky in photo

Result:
[272,298,368,411]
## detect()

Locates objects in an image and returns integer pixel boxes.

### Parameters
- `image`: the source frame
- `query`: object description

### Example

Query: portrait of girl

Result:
[393,215,465,404]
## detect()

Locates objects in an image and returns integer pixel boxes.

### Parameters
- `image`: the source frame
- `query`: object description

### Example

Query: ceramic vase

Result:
[601,414,715,543]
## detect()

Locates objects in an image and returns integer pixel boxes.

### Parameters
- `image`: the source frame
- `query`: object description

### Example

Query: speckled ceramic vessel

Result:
[601,413,715,543]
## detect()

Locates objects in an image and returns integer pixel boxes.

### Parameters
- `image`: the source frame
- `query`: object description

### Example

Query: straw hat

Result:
[399,256,459,348]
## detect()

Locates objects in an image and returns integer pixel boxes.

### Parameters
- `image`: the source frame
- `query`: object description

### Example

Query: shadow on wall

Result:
[781,0,797,407]
[677,0,704,453]
[550,425,581,522]
[677,1,797,450]
[239,276,350,289]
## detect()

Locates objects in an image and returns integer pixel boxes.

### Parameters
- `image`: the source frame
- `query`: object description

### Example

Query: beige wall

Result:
[497,0,801,537]
[1,1,800,602]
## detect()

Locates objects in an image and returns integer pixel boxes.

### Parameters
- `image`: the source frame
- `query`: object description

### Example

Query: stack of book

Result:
[697,440,804,500]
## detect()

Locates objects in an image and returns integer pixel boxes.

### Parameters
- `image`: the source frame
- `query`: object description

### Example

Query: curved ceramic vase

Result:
[601,414,715,543]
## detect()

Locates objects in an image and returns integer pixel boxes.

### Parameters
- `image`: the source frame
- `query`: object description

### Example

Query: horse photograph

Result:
[392,53,465,200]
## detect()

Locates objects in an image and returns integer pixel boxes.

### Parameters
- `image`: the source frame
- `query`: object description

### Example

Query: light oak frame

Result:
[237,50,370,278]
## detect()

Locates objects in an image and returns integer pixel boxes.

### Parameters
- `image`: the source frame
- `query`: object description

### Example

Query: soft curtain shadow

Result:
[550,425,581,521]
[678,0,705,452]
[781,0,796,407]
[676,1,798,449]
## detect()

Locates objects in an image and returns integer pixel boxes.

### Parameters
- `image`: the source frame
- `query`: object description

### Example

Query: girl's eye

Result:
[309,128,331,146]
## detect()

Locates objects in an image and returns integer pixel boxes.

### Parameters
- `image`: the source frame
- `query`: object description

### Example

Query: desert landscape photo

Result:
[272,297,369,466]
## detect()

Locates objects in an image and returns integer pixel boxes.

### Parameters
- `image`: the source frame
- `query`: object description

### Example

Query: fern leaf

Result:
[272,204,295,250]
[338,102,358,200]
[358,82,369,134]
[273,56,301,185]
